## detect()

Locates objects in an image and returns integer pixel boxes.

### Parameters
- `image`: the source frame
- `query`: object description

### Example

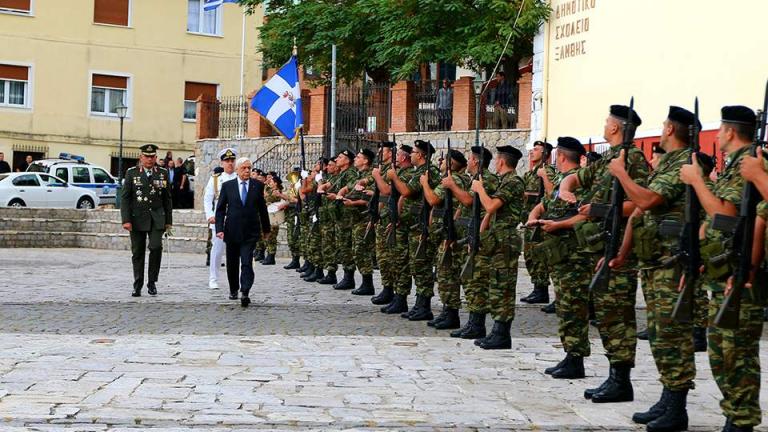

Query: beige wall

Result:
[0,0,263,169]
[541,0,768,140]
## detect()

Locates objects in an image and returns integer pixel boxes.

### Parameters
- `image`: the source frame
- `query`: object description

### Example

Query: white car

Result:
[0,172,100,209]
[27,154,118,205]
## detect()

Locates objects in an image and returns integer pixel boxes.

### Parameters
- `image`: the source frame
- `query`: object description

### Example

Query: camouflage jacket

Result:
[402,162,440,224]
[489,171,525,233]
[576,144,649,204]
[523,161,557,211]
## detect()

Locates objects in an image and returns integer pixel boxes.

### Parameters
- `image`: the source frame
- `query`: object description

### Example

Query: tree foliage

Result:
[239,0,549,83]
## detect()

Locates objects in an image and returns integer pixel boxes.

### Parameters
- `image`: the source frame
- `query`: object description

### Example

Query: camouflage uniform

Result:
[393,166,415,296]
[306,181,325,266]
[434,171,471,309]
[284,202,301,258]
[701,146,764,428]
[403,162,441,297]
[320,172,340,273]
[346,167,375,275]
[523,162,557,287]
[335,167,358,272]
[576,144,649,366]
[264,186,281,255]
[375,162,396,288]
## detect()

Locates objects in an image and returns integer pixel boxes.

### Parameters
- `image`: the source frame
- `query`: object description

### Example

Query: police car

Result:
[26,153,118,205]
[0,172,100,209]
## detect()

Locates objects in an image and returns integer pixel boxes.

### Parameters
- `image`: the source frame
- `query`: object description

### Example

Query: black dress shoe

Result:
[131,288,141,297]
[241,296,251,307]
[229,293,238,300]
[147,282,157,296]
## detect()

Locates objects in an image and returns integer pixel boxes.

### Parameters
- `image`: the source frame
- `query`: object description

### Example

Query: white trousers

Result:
[209,227,225,283]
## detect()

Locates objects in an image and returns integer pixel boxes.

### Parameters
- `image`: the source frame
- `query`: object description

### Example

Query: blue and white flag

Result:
[251,56,303,141]
[203,0,238,11]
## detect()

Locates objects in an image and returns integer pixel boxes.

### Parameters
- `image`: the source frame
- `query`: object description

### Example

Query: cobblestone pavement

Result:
[0,249,766,431]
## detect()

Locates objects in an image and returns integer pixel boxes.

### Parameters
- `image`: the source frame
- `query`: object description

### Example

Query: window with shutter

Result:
[0,64,30,107]
[0,0,31,14]
[93,0,130,26]
[183,82,217,120]
[90,73,129,116]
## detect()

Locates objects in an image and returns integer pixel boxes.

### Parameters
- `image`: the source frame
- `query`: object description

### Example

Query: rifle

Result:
[461,141,485,280]
[414,144,434,259]
[293,129,308,240]
[589,97,635,293]
[386,137,400,246]
[713,82,768,328]
[438,139,457,269]
[536,138,548,204]
[669,98,702,323]
[363,145,383,242]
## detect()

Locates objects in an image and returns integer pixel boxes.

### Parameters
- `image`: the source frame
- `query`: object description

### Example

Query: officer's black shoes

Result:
[541,301,556,314]
[228,293,238,300]
[317,271,337,285]
[522,283,549,304]
[254,249,265,262]
[300,262,315,279]
[475,320,511,350]
[646,389,687,432]
[261,254,276,265]
[693,327,707,352]
[305,267,324,283]
[131,287,141,297]
[284,256,301,269]
[383,294,408,314]
[147,282,157,296]
[551,354,585,379]
[637,329,650,340]
[351,274,374,295]
[459,313,487,339]
[297,260,309,273]
[371,286,394,305]
[633,388,670,424]
[241,296,251,308]
[434,308,460,330]
[408,296,433,321]
[333,270,356,290]
[428,305,447,327]
[591,363,634,403]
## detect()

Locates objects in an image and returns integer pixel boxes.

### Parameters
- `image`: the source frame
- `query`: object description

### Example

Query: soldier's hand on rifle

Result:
[342,199,354,207]
[539,219,560,233]
[327,193,336,200]
[558,189,578,204]
[608,150,626,176]
[740,150,766,182]
[364,190,374,196]
[419,173,429,187]
[386,169,397,181]
[536,167,547,179]
[470,179,484,193]
[680,153,703,185]
[441,175,455,189]
[578,203,591,216]
[372,167,381,178]
[354,183,365,192]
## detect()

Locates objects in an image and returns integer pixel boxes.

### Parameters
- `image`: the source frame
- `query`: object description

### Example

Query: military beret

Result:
[399,145,413,154]
[652,145,666,155]
[267,171,278,178]
[497,145,523,160]
[586,151,602,164]
[610,104,643,126]
[667,106,702,130]
[533,140,554,153]
[414,140,436,156]
[378,141,396,149]
[470,146,493,162]
[212,166,224,174]
[218,148,237,161]
[252,168,264,174]
[721,105,756,126]
[696,151,715,176]
[317,157,329,165]
[556,136,586,155]
[329,156,338,163]
[358,148,376,161]
[272,175,283,185]
[292,165,301,172]
[337,149,355,161]
[448,149,467,167]
[140,144,158,156]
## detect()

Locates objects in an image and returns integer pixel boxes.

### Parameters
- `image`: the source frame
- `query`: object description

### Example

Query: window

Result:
[91,73,127,116]
[12,174,39,187]
[40,174,65,187]
[93,168,113,184]
[184,81,217,120]
[94,0,129,26]
[55,167,68,181]
[0,64,29,107]
[72,167,91,183]
[187,0,221,36]
[0,0,31,14]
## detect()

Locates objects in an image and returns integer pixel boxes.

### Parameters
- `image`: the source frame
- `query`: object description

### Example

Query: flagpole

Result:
[293,38,306,171]
[237,10,246,138]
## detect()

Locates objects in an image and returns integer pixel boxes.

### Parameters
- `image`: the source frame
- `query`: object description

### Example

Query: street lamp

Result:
[115,103,128,209]
[472,76,484,146]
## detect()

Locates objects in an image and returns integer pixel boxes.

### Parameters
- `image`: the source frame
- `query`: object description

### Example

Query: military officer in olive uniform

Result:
[121,144,173,297]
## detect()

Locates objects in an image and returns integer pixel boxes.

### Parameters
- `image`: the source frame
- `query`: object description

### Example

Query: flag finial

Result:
[292,37,297,56]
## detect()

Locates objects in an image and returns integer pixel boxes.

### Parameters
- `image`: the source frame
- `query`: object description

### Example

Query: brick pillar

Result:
[246,90,274,138]
[517,69,533,129]
[452,76,476,131]
[308,85,327,136]
[301,89,311,134]
[390,80,416,133]
[196,94,219,139]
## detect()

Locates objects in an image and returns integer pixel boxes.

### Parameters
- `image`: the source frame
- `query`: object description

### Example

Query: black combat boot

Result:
[646,388,688,432]
[637,328,649,340]
[383,294,408,314]
[283,255,300,269]
[297,259,309,273]
[591,363,634,403]
[632,388,670,424]
[434,308,460,330]
[584,375,612,399]
[317,270,337,285]
[254,249,266,262]
[476,320,511,350]
[541,301,556,314]
[545,356,568,375]
[261,253,276,265]
[450,313,473,338]
[551,354,585,379]
[409,296,434,321]
[305,266,324,282]
[693,327,707,352]
[460,313,487,339]
[351,274,374,295]
[521,283,549,304]
[300,262,315,279]
[371,286,394,305]
[333,270,356,290]
[400,295,422,319]
[428,305,448,327]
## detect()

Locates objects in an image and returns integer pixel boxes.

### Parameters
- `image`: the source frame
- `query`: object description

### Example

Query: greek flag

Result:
[203,0,238,11]
[251,56,303,141]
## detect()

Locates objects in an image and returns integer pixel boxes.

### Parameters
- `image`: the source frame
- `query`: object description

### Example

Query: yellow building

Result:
[0,0,262,173]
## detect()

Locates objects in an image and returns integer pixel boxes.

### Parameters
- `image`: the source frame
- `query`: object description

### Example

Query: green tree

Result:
[239,0,549,83]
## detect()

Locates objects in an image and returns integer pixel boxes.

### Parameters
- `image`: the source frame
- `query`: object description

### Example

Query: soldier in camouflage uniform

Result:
[470,145,524,350]
[527,137,590,377]
[282,166,302,270]
[301,160,326,282]
[558,104,648,403]
[260,173,282,265]
[316,158,340,285]
[681,105,765,432]
[370,142,396,305]
[521,140,557,305]
[325,150,359,290]
[446,146,498,339]
[421,149,469,329]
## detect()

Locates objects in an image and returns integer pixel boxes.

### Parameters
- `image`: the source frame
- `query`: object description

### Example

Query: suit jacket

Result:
[120,165,173,231]
[215,178,271,244]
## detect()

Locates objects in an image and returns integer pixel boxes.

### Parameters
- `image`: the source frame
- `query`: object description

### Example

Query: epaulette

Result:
[212,172,221,177]
[126,166,137,174]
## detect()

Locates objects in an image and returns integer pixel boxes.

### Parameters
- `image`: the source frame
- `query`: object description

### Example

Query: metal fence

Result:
[251,140,325,175]
[414,80,454,132]
[324,82,390,154]
[217,96,249,139]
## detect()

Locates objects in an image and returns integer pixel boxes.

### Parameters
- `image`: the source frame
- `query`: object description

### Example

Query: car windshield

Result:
[27,163,46,173]
[0,174,8,182]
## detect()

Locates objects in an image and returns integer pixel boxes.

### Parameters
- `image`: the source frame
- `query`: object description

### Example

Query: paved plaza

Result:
[0,248,766,431]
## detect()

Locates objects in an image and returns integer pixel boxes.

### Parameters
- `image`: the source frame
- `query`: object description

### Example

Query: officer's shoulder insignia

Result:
[212,172,221,177]
[126,166,138,174]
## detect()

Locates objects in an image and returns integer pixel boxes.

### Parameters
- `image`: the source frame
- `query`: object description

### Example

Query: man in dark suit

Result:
[215,156,271,307]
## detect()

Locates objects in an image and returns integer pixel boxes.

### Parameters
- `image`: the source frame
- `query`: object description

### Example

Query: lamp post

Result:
[115,103,128,209]
[472,77,484,147]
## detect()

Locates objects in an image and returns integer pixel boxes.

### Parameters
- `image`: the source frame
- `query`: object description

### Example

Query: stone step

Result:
[81,219,208,238]
[0,231,207,254]
[86,209,206,225]
[0,217,86,233]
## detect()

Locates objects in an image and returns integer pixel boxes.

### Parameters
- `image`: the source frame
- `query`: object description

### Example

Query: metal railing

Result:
[252,140,325,175]
[324,82,390,154]
[217,96,249,139]
[414,80,454,132]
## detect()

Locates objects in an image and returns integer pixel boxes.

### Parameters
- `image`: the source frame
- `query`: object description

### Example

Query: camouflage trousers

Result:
[307,221,323,265]
[435,235,467,310]
[266,224,280,254]
[393,223,413,296]
[488,231,521,322]
[695,280,709,329]
[593,269,638,366]
[285,210,300,257]
[352,219,375,275]
[641,266,695,391]
[375,217,396,288]
[407,226,438,297]
[462,230,495,314]
[704,278,764,428]
[524,230,550,286]
[335,214,355,272]
[321,215,338,273]
[551,249,593,357]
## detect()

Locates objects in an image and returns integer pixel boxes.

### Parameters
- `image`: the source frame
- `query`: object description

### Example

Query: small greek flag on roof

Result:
[203,0,238,11]
[251,56,303,141]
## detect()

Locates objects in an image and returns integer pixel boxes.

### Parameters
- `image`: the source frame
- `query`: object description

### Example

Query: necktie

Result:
[241,181,247,205]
